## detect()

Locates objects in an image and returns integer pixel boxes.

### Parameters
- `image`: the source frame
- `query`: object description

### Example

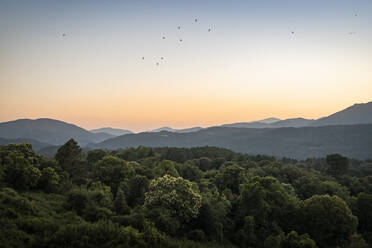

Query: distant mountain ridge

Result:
[0,137,52,151]
[90,127,133,136]
[90,124,372,159]
[311,102,372,126]
[258,117,281,124]
[150,126,203,133]
[0,118,111,145]
[220,117,314,128]
[271,118,315,128]
[1,101,372,159]
[221,101,372,128]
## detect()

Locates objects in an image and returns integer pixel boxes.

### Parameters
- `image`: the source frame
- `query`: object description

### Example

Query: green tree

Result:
[55,139,83,175]
[194,191,230,242]
[93,156,134,192]
[0,143,42,190]
[66,189,89,215]
[87,149,107,165]
[326,154,349,175]
[215,164,247,194]
[2,155,41,190]
[198,157,213,171]
[145,175,202,222]
[238,176,300,241]
[294,176,350,201]
[154,160,179,177]
[302,194,357,247]
[348,233,368,248]
[177,163,203,182]
[355,193,372,243]
[282,231,317,248]
[38,167,60,192]
[113,187,130,215]
[127,175,149,207]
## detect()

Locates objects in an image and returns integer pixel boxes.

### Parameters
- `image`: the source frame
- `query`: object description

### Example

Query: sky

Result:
[0,0,371,132]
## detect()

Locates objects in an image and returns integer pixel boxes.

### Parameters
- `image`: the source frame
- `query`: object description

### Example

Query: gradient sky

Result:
[1,0,371,132]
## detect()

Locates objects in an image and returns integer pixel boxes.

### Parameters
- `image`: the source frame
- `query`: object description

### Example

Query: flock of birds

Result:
[141,18,213,66]
[60,14,360,67]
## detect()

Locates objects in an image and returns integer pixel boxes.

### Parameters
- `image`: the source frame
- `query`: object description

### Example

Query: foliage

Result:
[302,194,357,247]
[0,142,371,248]
[145,175,202,222]
[326,153,349,175]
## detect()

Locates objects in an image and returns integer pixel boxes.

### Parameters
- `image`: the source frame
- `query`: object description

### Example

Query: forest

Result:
[0,139,372,248]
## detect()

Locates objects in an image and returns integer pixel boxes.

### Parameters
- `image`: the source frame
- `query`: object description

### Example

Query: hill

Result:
[0,137,52,151]
[312,102,372,126]
[0,118,108,146]
[150,126,203,133]
[90,124,372,159]
[270,118,315,128]
[221,101,372,128]
[256,117,281,124]
[90,127,133,136]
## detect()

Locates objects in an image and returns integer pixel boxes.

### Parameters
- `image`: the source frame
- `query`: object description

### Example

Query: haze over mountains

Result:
[222,102,372,128]
[150,126,203,133]
[1,101,372,159]
[0,118,112,146]
[90,124,372,159]
[90,127,133,136]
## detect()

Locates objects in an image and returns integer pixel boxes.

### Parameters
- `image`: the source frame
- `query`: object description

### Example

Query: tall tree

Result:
[55,139,82,174]
[302,194,357,247]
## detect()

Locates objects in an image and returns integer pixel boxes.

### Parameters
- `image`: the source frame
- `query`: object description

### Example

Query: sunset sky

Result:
[1,0,372,132]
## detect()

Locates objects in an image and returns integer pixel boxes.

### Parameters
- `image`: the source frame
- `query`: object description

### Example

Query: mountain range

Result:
[150,126,203,133]
[222,102,372,128]
[89,124,372,160]
[1,101,372,159]
[90,127,133,136]
[0,118,112,146]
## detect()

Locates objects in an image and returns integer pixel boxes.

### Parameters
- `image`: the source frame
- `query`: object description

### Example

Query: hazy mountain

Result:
[0,118,106,146]
[221,101,372,128]
[37,145,61,158]
[221,118,281,128]
[259,117,281,124]
[221,121,270,128]
[221,118,315,129]
[2,102,372,152]
[91,132,116,142]
[0,137,52,151]
[312,102,372,126]
[89,124,372,160]
[150,126,203,133]
[90,127,133,136]
[270,118,315,128]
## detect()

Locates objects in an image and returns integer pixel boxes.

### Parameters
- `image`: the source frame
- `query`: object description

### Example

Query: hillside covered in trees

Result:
[1,140,372,248]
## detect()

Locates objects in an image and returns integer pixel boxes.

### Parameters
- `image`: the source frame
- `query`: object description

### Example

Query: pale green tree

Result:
[145,174,202,222]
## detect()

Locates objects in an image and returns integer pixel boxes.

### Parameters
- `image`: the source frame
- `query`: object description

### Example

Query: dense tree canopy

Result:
[0,142,371,248]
